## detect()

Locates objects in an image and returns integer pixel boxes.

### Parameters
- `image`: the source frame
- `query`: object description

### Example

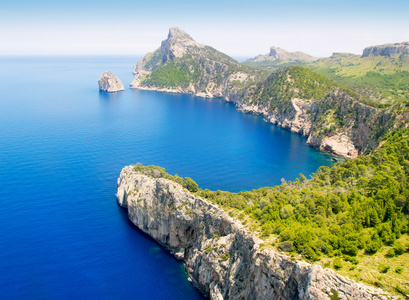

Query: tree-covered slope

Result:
[197,129,409,297]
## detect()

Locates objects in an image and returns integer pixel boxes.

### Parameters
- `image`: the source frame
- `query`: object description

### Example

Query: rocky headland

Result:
[98,71,124,92]
[129,28,409,159]
[116,165,397,300]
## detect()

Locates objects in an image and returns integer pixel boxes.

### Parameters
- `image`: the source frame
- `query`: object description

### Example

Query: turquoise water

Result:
[0,56,333,299]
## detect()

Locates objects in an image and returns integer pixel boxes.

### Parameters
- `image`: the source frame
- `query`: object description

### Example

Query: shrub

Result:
[182,177,199,193]
[395,266,404,274]
[378,264,390,273]
[393,242,405,255]
[333,258,343,270]
[385,248,395,257]
[343,255,359,265]
[365,239,382,254]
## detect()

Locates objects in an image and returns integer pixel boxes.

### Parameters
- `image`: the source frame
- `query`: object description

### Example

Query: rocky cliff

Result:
[98,71,124,92]
[362,42,409,58]
[116,165,397,300]
[130,28,408,159]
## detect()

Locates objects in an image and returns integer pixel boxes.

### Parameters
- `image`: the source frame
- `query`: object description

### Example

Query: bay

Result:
[0,56,333,299]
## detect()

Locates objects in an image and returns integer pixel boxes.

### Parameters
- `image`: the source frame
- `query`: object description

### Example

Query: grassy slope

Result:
[307,54,409,105]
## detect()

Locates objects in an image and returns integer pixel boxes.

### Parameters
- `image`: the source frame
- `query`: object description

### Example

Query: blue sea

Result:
[0,56,333,299]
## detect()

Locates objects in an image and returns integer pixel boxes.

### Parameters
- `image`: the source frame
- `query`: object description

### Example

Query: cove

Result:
[0,56,333,299]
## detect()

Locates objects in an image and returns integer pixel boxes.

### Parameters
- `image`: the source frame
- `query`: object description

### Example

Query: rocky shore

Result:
[116,165,397,300]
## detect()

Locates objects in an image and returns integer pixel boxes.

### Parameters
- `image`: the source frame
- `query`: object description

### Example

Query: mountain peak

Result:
[160,27,203,61]
[167,27,194,43]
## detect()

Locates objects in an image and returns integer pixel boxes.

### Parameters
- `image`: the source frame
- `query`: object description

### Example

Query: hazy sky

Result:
[1,0,408,58]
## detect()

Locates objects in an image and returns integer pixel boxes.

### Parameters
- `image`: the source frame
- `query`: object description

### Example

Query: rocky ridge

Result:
[98,71,124,92]
[116,165,397,300]
[362,42,409,58]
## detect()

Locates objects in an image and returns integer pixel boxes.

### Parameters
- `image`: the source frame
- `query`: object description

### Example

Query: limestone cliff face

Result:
[116,166,396,300]
[362,42,409,58]
[98,71,124,92]
[238,90,396,159]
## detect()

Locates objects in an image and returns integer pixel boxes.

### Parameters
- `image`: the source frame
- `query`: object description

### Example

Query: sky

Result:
[0,0,408,58]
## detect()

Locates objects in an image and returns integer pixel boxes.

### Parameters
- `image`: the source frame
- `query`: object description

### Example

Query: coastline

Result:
[116,166,397,300]
[130,84,355,159]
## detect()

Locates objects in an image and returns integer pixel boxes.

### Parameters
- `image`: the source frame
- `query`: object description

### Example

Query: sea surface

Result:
[0,56,333,299]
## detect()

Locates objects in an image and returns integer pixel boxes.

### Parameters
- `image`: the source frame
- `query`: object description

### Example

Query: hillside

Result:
[130,29,409,158]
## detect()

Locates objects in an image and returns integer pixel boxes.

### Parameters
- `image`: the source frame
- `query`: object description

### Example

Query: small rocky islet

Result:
[98,71,124,92]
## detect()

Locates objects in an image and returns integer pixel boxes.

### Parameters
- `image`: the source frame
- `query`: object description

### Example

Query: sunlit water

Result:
[0,56,333,299]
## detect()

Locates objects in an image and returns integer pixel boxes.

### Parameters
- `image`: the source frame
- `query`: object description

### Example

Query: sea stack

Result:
[98,71,124,92]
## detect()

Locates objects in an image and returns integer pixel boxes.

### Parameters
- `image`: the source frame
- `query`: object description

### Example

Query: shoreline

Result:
[130,85,349,160]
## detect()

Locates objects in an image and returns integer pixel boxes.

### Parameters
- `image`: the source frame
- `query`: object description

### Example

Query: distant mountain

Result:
[242,46,316,70]
[250,46,316,62]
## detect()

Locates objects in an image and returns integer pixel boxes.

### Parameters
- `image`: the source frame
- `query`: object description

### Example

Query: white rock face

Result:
[98,71,124,92]
[117,166,397,300]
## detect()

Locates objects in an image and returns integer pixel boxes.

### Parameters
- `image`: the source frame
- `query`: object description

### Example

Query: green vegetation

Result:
[143,61,200,88]
[132,130,409,295]
[199,130,409,260]
[242,59,307,71]
[133,164,198,193]
[195,129,409,295]
[306,54,409,105]
[246,66,359,109]
[244,52,409,107]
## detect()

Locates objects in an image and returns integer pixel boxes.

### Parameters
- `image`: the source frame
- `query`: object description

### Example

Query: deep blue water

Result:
[0,56,333,299]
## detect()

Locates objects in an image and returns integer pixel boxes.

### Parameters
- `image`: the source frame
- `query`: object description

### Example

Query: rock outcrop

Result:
[362,42,409,58]
[116,166,397,300]
[98,71,124,92]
